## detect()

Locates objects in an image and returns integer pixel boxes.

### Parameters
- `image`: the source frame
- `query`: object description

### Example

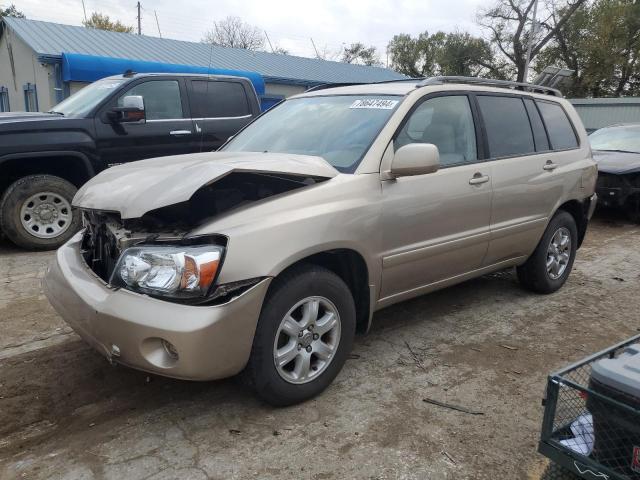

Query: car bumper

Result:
[42,233,271,381]
[587,193,598,218]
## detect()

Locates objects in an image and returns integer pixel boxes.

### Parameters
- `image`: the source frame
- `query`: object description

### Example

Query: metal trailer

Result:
[539,334,640,479]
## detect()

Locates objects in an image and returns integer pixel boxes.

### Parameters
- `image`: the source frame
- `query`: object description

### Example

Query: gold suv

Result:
[44,77,598,405]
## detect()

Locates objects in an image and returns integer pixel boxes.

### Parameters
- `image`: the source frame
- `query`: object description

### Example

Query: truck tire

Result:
[517,210,578,294]
[0,175,81,250]
[245,264,356,406]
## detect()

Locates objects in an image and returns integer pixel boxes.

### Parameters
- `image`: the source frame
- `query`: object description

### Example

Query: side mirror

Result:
[109,95,145,123]
[390,143,440,177]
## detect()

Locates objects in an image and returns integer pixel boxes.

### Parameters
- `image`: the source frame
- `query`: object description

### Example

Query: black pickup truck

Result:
[0,72,261,250]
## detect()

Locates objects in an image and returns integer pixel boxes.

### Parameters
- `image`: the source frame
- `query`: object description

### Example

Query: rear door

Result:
[188,79,254,152]
[380,93,493,302]
[94,78,195,166]
[478,94,580,265]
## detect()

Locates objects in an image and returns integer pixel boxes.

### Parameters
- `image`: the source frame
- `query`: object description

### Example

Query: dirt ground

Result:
[0,212,639,480]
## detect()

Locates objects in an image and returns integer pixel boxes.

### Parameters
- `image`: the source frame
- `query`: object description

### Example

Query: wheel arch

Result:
[271,248,373,335]
[556,199,588,248]
[0,151,95,197]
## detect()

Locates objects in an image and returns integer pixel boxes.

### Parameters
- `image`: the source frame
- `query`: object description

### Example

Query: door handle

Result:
[543,161,558,171]
[169,130,192,136]
[469,173,490,185]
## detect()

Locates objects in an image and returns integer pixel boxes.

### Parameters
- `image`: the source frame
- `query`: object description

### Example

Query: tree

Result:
[0,4,25,19]
[83,12,133,33]
[387,31,507,78]
[477,0,588,82]
[203,16,264,50]
[341,42,382,66]
[537,0,640,97]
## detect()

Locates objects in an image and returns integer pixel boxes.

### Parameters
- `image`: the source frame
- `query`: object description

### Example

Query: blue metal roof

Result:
[62,53,266,95]
[2,17,406,86]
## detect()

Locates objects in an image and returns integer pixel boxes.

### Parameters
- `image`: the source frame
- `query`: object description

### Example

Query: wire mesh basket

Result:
[539,334,640,480]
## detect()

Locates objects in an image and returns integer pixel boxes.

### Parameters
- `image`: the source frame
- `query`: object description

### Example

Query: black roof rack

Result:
[417,76,563,97]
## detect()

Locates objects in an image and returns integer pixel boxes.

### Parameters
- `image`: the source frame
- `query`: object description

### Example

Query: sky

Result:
[4,0,487,63]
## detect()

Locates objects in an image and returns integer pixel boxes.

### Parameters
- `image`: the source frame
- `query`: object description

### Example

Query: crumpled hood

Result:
[73,151,339,219]
[593,150,640,174]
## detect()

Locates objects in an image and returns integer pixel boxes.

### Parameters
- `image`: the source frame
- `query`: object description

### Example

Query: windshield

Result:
[50,78,127,117]
[589,125,640,154]
[223,95,402,172]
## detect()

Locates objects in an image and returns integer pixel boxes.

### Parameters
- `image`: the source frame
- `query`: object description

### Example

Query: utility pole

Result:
[154,10,162,38]
[81,0,87,22]
[264,30,274,53]
[136,1,142,35]
[310,38,320,59]
[523,0,539,82]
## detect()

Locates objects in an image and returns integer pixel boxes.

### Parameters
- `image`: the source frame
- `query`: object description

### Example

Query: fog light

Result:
[161,339,179,360]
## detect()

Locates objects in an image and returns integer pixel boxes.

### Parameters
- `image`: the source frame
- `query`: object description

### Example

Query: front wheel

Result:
[517,210,578,294]
[0,175,81,250]
[245,265,356,406]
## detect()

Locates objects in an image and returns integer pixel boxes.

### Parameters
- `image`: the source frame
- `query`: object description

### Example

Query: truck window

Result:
[477,95,535,158]
[118,80,184,120]
[190,80,250,118]
[523,98,550,152]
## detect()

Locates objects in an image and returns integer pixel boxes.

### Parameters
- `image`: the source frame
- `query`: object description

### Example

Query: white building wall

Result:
[0,27,55,112]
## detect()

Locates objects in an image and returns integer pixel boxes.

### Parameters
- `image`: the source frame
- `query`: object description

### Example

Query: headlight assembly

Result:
[110,245,224,299]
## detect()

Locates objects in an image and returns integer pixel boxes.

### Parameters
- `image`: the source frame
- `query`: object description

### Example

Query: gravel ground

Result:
[1,213,639,480]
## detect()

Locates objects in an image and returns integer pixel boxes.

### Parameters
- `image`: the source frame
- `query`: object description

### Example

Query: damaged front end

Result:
[78,168,332,304]
[596,172,640,221]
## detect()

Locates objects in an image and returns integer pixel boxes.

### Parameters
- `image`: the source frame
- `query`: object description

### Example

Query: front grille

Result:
[80,214,121,282]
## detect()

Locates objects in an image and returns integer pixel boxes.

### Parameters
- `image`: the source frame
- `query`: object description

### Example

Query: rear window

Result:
[536,101,578,150]
[477,95,535,158]
[191,80,250,118]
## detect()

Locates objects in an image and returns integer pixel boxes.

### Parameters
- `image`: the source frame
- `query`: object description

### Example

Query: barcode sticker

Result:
[350,99,398,110]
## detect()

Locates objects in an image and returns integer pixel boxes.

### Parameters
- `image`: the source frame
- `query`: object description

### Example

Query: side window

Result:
[536,101,579,150]
[23,83,38,112]
[190,80,250,118]
[477,95,535,158]
[523,98,550,151]
[395,95,477,167]
[0,86,9,112]
[118,80,184,120]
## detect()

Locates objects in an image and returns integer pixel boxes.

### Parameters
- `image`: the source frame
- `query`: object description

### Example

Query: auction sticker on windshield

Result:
[350,99,399,109]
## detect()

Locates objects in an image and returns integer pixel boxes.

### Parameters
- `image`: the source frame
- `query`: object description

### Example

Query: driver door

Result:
[94,78,195,167]
[379,94,493,302]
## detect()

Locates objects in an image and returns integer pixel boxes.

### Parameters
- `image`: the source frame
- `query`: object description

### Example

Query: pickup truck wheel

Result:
[517,210,577,294]
[245,265,356,406]
[0,175,81,250]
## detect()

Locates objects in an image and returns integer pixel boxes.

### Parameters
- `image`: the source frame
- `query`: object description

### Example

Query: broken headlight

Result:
[110,245,223,299]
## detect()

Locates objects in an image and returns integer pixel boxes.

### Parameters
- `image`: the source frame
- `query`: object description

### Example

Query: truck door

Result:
[188,79,254,152]
[94,78,196,167]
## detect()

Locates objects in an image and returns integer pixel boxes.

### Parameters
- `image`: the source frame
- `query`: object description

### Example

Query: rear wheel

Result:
[245,264,355,406]
[517,210,578,294]
[0,175,81,250]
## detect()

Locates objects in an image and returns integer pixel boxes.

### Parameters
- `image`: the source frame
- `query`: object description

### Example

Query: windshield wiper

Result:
[48,110,64,116]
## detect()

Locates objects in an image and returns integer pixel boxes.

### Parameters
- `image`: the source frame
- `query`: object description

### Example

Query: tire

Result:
[0,175,81,250]
[541,462,580,480]
[625,194,640,223]
[245,264,356,406]
[517,210,578,294]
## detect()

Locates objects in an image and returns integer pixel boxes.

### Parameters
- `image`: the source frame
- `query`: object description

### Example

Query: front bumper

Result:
[42,234,271,381]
